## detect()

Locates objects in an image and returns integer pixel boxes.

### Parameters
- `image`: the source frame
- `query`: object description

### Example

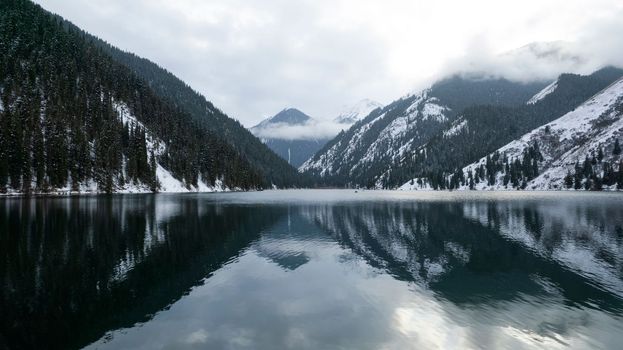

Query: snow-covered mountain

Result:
[401,77,623,191]
[334,99,383,125]
[300,76,548,187]
[250,101,383,168]
[250,108,332,167]
[300,90,451,184]
[252,108,312,130]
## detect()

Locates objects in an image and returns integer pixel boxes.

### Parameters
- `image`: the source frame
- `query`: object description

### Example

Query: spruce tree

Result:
[564,171,573,189]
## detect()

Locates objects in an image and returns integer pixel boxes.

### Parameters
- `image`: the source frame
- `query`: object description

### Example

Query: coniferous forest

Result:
[0,0,307,194]
[366,68,623,189]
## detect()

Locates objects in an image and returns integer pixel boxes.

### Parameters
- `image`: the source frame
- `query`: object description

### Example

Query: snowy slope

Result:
[527,79,558,104]
[401,77,623,191]
[112,103,229,193]
[334,99,383,125]
[251,108,312,131]
[300,89,450,182]
[300,74,549,188]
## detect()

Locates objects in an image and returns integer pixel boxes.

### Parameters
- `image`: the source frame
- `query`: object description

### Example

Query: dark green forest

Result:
[0,0,291,193]
[76,23,307,188]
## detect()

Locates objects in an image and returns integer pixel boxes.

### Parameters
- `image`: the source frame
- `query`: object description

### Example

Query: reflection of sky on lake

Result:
[84,192,623,350]
[3,191,623,349]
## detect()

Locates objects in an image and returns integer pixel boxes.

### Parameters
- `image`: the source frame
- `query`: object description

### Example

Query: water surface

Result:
[2,190,623,349]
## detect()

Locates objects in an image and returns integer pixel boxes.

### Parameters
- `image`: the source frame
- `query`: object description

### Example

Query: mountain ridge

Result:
[334,99,383,124]
[399,73,623,190]
[300,75,548,187]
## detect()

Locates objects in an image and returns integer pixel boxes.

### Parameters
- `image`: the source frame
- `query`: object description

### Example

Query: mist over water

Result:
[2,191,623,349]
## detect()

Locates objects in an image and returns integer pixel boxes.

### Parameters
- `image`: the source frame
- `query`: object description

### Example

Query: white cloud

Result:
[252,120,348,141]
[34,0,623,127]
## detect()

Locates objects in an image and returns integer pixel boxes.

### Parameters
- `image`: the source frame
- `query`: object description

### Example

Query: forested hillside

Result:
[302,67,623,189]
[0,0,265,193]
[400,76,623,191]
[391,67,623,189]
[300,76,547,187]
[62,21,306,188]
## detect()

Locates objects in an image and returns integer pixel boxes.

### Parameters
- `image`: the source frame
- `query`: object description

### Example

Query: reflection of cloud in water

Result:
[298,200,623,349]
[13,193,622,349]
[88,198,623,350]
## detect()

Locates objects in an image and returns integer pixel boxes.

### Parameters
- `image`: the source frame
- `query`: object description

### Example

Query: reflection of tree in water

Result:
[3,195,623,349]
[0,197,284,350]
[465,199,623,297]
[301,200,623,310]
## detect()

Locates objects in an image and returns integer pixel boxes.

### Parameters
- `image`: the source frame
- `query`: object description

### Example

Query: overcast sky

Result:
[35,0,623,126]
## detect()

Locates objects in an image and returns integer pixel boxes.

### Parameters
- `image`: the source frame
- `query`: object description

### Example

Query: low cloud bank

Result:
[252,120,350,141]
[439,9,623,84]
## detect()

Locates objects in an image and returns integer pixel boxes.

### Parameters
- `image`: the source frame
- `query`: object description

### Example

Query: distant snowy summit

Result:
[250,108,330,167]
[334,99,383,125]
[250,101,382,168]
[252,108,312,130]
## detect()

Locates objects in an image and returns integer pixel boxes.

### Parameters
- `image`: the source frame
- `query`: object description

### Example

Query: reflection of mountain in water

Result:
[462,200,623,297]
[0,197,285,350]
[3,194,623,349]
[300,200,623,310]
[253,207,326,271]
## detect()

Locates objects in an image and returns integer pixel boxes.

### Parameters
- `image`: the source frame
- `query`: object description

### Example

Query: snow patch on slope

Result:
[334,99,383,125]
[116,102,229,193]
[527,79,558,104]
[443,119,468,137]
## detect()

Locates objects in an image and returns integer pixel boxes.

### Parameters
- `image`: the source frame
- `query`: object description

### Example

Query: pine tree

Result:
[574,172,583,190]
[149,150,159,192]
[564,171,574,189]
[614,138,621,156]
[32,117,46,190]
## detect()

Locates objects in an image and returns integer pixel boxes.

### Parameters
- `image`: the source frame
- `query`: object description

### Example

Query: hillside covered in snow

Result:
[300,75,553,188]
[401,77,623,191]
[333,99,383,125]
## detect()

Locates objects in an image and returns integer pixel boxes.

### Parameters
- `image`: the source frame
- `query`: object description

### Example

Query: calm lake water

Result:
[2,190,623,349]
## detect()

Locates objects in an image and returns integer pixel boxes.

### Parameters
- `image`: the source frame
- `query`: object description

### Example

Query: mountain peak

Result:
[262,108,313,126]
[334,99,383,125]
